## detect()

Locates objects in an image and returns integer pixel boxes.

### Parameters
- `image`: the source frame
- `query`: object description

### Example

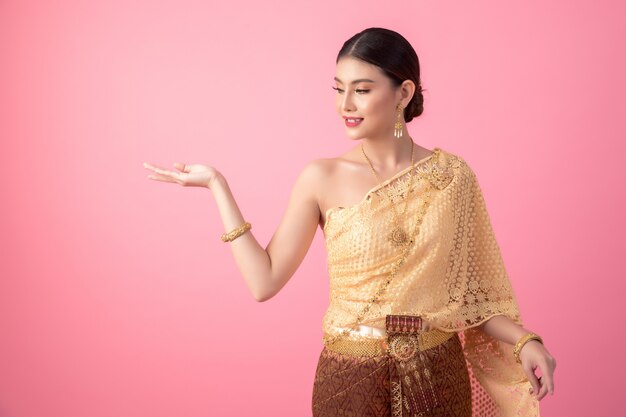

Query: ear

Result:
[398,80,416,108]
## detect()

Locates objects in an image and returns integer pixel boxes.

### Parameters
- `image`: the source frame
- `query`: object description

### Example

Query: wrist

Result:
[513,332,543,364]
[209,173,227,190]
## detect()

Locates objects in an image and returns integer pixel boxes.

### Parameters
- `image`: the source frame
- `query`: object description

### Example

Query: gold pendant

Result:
[388,334,419,361]
[389,227,410,246]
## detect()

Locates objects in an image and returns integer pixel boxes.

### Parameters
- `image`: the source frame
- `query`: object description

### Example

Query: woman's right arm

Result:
[209,161,324,302]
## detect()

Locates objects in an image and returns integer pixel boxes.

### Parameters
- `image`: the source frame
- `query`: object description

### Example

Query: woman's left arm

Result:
[479,314,557,401]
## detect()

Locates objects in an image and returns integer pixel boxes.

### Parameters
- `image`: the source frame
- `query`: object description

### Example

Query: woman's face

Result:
[334,56,401,140]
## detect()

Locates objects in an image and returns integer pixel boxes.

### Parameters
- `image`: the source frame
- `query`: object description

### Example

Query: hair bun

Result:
[405,87,424,123]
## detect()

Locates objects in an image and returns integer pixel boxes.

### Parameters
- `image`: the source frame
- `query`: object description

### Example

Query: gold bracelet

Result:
[220,221,251,242]
[513,332,543,364]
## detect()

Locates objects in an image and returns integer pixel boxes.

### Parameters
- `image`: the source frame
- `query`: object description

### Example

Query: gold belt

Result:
[324,328,456,357]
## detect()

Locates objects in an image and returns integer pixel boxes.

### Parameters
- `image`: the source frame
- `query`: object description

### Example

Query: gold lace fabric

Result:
[321,148,540,416]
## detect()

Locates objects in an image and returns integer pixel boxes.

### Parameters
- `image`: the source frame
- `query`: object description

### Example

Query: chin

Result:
[344,128,369,141]
[345,133,362,140]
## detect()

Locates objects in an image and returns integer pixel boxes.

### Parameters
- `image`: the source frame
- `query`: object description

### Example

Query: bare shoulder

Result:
[294,158,331,192]
[292,154,353,221]
[316,146,365,176]
[290,158,333,210]
[294,157,340,196]
[304,149,362,189]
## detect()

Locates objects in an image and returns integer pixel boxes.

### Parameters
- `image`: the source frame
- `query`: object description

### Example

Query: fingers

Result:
[173,162,190,173]
[143,162,172,176]
[147,174,178,183]
[538,357,556,399]
[143,162,182,183]
[539,373,554,399]
[524,363,556,401]
[535,376,549,400]
[522,363,541,398]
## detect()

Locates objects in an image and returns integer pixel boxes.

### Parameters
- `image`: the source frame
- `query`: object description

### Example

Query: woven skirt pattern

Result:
[311,332,472,417]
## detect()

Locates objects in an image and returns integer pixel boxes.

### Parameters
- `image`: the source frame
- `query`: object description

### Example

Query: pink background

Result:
[1,1,624,416]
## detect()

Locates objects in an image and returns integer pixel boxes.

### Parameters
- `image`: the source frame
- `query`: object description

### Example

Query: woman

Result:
[143,27,556,416]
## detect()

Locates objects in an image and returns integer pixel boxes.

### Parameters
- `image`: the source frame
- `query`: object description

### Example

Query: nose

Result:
[340,90,356,113]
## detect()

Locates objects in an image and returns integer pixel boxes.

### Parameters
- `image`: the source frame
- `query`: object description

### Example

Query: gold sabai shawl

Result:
[321,147,540,416]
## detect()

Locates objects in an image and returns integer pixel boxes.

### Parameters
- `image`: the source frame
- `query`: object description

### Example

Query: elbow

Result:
[254,295,272,303]
[253,293,270,302]
[251,272,278,302]
[252,288,275,303]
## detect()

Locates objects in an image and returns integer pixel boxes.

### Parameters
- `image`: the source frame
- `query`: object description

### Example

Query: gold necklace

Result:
[361,139,418,247]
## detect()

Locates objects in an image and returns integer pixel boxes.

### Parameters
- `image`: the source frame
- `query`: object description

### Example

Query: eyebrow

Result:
[334,77,376,84]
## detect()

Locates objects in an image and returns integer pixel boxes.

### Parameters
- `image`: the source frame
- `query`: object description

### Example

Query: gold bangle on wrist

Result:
[221,221,251,242]
[513,332,543,364]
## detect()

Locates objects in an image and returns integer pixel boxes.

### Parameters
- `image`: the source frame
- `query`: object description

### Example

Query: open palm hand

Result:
[143,162,220,189]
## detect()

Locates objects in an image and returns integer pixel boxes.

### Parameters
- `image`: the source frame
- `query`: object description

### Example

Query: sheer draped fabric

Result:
[320,148,540,416]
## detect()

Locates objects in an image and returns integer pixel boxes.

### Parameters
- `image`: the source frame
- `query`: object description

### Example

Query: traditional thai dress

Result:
[312,147,540,416]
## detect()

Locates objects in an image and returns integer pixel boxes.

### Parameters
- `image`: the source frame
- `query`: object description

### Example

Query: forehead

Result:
[335,56,385,82]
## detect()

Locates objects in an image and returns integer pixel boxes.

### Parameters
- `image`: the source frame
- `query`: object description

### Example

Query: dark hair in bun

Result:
[337,27,424,123]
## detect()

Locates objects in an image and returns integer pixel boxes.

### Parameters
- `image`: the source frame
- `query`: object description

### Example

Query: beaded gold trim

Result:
[324,329,455,357]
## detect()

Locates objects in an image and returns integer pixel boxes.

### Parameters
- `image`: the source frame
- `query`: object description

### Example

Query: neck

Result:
[360,128,413,170]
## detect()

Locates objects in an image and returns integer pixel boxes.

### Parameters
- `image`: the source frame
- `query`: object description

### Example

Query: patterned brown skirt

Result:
[311,331,472,417]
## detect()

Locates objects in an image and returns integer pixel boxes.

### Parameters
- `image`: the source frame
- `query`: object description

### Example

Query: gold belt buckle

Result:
[387,333,420,361]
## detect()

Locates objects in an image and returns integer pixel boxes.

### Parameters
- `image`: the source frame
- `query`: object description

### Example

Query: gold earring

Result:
[394,103,404,139]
